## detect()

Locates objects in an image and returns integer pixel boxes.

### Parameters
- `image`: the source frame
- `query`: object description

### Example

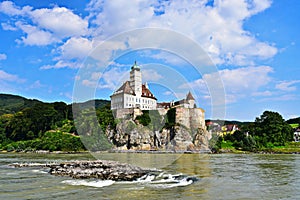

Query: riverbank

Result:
[1,147,300,154]
[219,141,300,154]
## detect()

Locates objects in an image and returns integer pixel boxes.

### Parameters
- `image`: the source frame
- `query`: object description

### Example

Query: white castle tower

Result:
[110,62,157,110]
[130,61,142,97]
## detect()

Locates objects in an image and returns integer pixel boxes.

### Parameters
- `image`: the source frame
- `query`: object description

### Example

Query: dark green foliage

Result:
[73,104,114,151]
[209,133,222,153]
[253,111,293,146]
[136,110,151,126]
[0,93,114,152]
[2,131,85,152]
[165,108,176,128]
[149,110,165,131]
[0,94,41,115]
[222,111,294,152]
[286,117,300,125]
[96,103,116,132]
[5,103,61,141]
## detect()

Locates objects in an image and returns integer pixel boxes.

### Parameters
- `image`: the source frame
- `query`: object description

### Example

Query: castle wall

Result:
[114,108,133,119]
[114,108,143,119]
[175,107,191,128]
[175,107,205,130]
[189,108,205,130]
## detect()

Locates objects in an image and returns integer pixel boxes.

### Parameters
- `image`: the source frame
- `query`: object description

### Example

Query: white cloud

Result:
[0,1,88,46]
[275,80,300,92]
[213,66,273,93]
[0,0,277,71]
[58,37,93,60]
[0,69,25,82]
[85,0,276,66]
[28,80,44,89]
[1,22,17,31]
[81,67,128,90]
[29,7,88,38]
[0,53,7,60]
[15,22,57,46]
[98,67,128,90]
[40,60,81,70]
[0,1,31,15]
[86,0,154,37]
[146,51,188,66]
[259,94,297,102]
[252,90,273,97]
[142,69,163,82]
[186,66,274,103]
[0,69,25,93]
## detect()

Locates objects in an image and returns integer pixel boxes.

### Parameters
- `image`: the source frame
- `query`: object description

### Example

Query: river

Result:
[0,152,299,200]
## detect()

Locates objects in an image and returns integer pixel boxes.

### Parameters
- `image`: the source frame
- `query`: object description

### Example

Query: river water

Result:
[0,152,299,200]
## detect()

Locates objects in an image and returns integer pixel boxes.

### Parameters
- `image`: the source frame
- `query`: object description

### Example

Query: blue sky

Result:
[0,0,299,121]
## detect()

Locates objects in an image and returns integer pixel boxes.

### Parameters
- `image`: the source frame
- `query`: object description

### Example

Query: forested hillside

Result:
[0,94,112,152]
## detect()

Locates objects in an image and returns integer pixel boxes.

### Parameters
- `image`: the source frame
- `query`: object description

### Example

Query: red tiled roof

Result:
[142,84,157,100]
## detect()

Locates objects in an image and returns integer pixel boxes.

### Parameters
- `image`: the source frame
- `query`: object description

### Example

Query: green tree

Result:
[136,110,151,126]
[253,111,293,146]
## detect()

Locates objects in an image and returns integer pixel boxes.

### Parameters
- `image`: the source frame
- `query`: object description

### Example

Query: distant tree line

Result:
[213,111,294,152]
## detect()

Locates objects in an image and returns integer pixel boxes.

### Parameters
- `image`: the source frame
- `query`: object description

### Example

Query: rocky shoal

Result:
[11,160,161,181]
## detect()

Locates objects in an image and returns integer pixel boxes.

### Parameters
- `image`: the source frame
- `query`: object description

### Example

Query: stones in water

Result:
[49,160,161,181]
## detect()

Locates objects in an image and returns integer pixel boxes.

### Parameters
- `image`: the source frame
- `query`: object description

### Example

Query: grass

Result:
[290,124,299,129]
[270,142,300,153]
[219,141,300,154]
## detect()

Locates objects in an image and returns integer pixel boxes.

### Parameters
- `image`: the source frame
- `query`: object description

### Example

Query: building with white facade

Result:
[110,62,157,110]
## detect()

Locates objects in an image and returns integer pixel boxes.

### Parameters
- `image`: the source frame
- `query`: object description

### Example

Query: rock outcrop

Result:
[11,160,161,181]
[50,160,160,181]
[107,119,211,152]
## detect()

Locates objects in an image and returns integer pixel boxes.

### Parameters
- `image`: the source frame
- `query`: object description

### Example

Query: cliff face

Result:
[107,107,211,152]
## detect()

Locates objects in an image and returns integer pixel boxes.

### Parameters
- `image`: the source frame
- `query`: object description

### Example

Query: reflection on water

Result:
[1,153,300,200]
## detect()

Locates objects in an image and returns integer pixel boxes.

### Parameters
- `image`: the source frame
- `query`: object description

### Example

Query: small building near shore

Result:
[294,128,300,142]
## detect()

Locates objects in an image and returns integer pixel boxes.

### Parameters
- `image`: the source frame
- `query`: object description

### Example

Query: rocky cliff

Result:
[106,107,211,152]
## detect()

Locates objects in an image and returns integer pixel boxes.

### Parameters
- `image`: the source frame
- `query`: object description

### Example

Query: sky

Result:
[0,0,299,121]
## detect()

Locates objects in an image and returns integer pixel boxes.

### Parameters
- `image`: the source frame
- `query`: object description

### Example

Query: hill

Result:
[286,117,300,125]
[0,93,110,114]
[0,93,112,152]
[0,94,42,115]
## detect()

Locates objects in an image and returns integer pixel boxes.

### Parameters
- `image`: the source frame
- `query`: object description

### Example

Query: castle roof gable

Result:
[142,84,157,100]
[114,81,135,95]
[186,91,195,100]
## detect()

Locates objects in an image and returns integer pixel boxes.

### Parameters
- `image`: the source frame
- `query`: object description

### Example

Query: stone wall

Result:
[114,108,143,119]
[175,107,205,130]
[113,108,132,119]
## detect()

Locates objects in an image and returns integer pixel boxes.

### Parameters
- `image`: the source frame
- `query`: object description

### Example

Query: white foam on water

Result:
[62,179,115,188]
[149,178,194,189]
[134,173,195,188]
[136,174,156,183]
[61,173,196,189]
[31,169,48,174]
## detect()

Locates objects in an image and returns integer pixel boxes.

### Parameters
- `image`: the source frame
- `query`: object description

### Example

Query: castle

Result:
[110,62,208,151]
[111,61,196,111]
